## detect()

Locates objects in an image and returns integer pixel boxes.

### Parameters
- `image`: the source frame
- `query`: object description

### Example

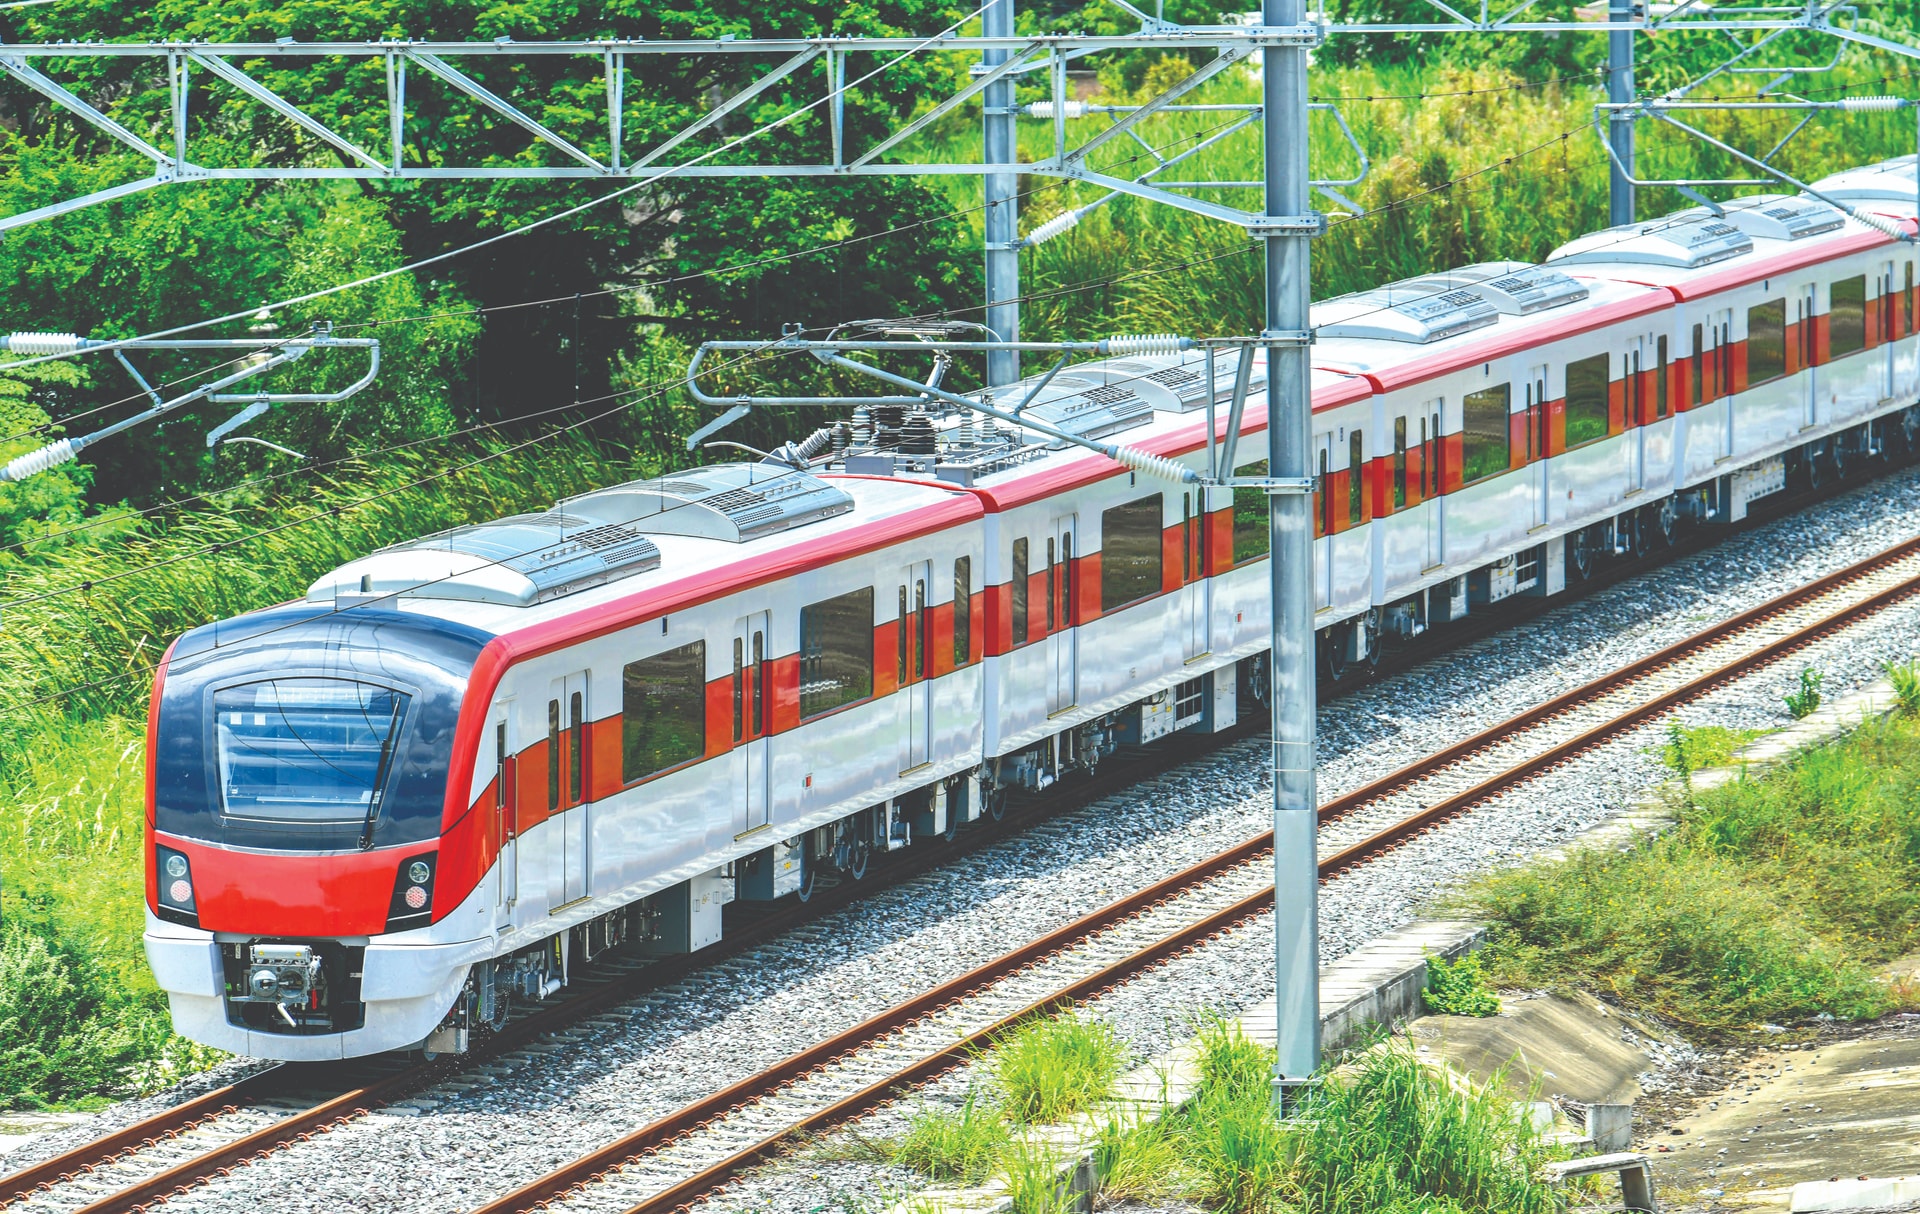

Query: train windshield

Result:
[214,679,411,826]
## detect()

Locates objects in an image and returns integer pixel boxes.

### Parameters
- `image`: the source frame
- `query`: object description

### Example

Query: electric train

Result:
[144,155,1920,1059]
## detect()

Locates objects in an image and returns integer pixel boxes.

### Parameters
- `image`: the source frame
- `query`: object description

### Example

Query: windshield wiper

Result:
[357,704,402,850]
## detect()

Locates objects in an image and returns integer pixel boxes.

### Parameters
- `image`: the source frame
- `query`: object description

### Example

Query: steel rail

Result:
[0,721,1250,1214]
[470,531,1920,1214]
[15,507,1920,1214]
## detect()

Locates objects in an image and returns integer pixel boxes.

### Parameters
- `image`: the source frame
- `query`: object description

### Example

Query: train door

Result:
[1049,516,1078,715]
[1422,401,1443,571]
[546,672,590,912]
[1883,261,1898,402]
[1625,339,1645,494]
[1182,489,1213,656]
[1526,364,1548,529]
[733,611,772,833]
[899,565,932,772]
[1795,286,1816,427]
[491,705,517,918]
[1713,308,1735,458]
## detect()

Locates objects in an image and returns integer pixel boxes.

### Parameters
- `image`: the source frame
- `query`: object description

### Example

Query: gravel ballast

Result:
[15,466,1920,1214]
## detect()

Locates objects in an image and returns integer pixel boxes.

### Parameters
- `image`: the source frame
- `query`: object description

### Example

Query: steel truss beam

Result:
[0,8,1913,233]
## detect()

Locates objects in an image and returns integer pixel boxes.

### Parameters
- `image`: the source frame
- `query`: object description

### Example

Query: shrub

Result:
[1785,666,1824,719]
[991,1012,1128,1125]
[1422,950,1500,1017]
[1885,659,1920,716]
[888,1092,1011,1184]
[0,924,145,1108]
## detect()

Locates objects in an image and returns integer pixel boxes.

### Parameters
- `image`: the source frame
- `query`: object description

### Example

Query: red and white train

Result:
[146,156,1920,1059]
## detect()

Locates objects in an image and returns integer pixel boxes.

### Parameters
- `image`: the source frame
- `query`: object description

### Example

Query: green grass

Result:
[886,1092,1013,1185]
[1657,720,1774,779]
[1090,1019,1565,1214]
[0,435,645,1106]
[1465,713,1920,1034]
[1421,950,1500,1018]
[990,1013,1129,1126]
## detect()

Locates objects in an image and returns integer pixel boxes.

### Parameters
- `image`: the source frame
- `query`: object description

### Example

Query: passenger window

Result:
[1234,459,1270,562]
[1691,324,1704,406]
[1100,494,1164,613]
[547,699,560,811]
[621,641,706,782]
[1830,276,1866,358]
[1564,353,1610,449]
[495,722,507,810]
[953,556,971,666]
[1748,298,1788,383]
[1392,417,1408,509]
[568,692,583,803]
[731,638,744,742]
[1010,538,1028,647]
[1655,335,1669,419]
[799,587,874,719]
[1347,434,1363,525]
[1045,538,1056,631]
[897,585,909,684]
[1460,385,1509,485]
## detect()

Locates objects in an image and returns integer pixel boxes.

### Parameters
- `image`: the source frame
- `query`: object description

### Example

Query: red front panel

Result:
[159,832,411,937]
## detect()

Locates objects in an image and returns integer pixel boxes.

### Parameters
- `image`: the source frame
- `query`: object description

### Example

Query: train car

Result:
[144,157,1920,1060]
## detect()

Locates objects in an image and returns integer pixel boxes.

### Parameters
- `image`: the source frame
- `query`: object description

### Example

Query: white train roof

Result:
[1811,155,1920,212]
[1549,212,1753,269]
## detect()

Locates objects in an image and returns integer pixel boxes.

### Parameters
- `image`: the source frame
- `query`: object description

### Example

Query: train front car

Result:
[144,606,491,1060]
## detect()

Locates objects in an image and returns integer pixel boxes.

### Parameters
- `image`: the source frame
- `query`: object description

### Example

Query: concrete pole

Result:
[1265,0,1321,1098]
[982,0,1019,391]
[1608,0,1636,228]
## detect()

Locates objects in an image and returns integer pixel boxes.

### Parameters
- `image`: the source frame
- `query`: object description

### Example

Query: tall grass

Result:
[1467,713,1920,1032]
[991,1012,1130,1125]
[0,435,642,1104]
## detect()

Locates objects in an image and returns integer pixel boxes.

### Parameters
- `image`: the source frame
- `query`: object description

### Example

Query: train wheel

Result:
[1901,407,1920,458]
[985,786,1008,822]
[840,838,870,880]
[1568,527,1599,581]
[1354,609,1382,675]
[1645,498,1678,549]
[1829,437,1850,482]
[1320,627,1351,684]
[1798,445,1827,492]
[795,849,820,901]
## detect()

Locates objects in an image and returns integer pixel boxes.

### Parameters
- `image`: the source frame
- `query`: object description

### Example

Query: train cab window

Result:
[621,641,706,783]
[1101,494,1164,613]
[1347,433,1364,525]
[1831,276,1866,357]
[953,556,971,666]
[1748,298,1788,383]
[799,587,874,719]
[1655,335,1669,419]
[547,700,560,811]
[1461,385,1509,485]
[1234,459,1271,562]
[212,678,408,826]
[1392,417,1408,508]
[1011,538,1029,646]
[1691,324,1704,406]
[1564,353,1611,449]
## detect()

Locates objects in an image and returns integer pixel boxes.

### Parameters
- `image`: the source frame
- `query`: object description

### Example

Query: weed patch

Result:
[991,1013,1128,1125]
[1466,713,1920,1033]
[886,1092,1011,1185]
[1422,950,1500,1017]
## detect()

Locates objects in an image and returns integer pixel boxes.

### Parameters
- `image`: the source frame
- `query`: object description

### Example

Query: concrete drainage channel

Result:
[878,677,1909,1214]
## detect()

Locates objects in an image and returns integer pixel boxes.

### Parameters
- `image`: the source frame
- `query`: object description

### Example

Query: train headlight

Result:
[386,851,437,932]
[155,845,198,927]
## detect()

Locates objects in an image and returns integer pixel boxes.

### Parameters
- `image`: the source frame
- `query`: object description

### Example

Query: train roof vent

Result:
[1706,193,1846,241]
[307,513,661,607]
[1548,212,1752,269]
[1015,376,1157,446]
[1312,280,1500,343]
[557,461,854,543]
[1403,261,1591,315]
[1809,154,1920,206]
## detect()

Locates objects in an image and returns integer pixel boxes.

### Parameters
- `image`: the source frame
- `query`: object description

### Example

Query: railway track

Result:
[11,530,1920,1214]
